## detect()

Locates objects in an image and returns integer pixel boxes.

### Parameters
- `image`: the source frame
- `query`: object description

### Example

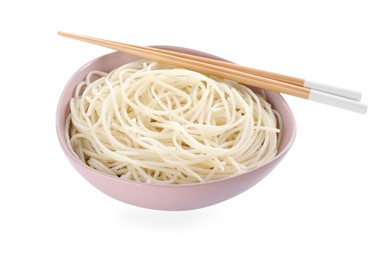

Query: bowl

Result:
[56,46,297,211]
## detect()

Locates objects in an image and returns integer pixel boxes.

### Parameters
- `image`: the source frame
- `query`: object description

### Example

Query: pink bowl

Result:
[56,47,296,210]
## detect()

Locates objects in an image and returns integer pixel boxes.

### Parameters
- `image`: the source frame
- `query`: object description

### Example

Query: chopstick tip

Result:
[309,89,367,114]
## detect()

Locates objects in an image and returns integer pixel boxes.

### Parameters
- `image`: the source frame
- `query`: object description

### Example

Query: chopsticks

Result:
[58,31,367,114]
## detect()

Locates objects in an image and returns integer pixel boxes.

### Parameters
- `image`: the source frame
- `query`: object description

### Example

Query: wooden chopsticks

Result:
[58,31,367,114]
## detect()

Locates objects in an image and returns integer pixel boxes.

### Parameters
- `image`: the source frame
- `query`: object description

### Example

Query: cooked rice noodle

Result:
[65,59,281,184]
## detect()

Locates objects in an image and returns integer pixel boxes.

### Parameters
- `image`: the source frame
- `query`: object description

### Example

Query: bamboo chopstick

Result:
[107,38,361,101]
[58,31,367,114]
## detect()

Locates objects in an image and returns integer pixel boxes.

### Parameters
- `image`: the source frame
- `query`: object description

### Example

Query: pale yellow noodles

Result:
[65,59,281,184]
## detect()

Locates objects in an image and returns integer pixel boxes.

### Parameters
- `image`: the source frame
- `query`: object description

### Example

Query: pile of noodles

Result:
[65,60,281,184]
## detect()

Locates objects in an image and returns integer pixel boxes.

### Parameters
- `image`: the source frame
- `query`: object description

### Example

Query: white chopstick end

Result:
[309,90,367,114]
[304,79,362,101]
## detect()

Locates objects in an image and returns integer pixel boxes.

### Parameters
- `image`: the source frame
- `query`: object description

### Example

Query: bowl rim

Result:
[56,47,297,189]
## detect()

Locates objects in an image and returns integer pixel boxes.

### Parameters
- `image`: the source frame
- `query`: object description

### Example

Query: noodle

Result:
[65,59,281,184]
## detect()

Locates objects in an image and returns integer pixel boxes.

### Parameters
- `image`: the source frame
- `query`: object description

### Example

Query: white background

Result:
[1,0,389,259]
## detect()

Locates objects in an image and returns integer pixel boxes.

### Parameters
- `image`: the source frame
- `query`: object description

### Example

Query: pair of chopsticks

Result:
[58,31,367,114]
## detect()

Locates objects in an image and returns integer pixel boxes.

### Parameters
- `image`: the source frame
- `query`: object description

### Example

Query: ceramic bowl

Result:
[56,46,296,210]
